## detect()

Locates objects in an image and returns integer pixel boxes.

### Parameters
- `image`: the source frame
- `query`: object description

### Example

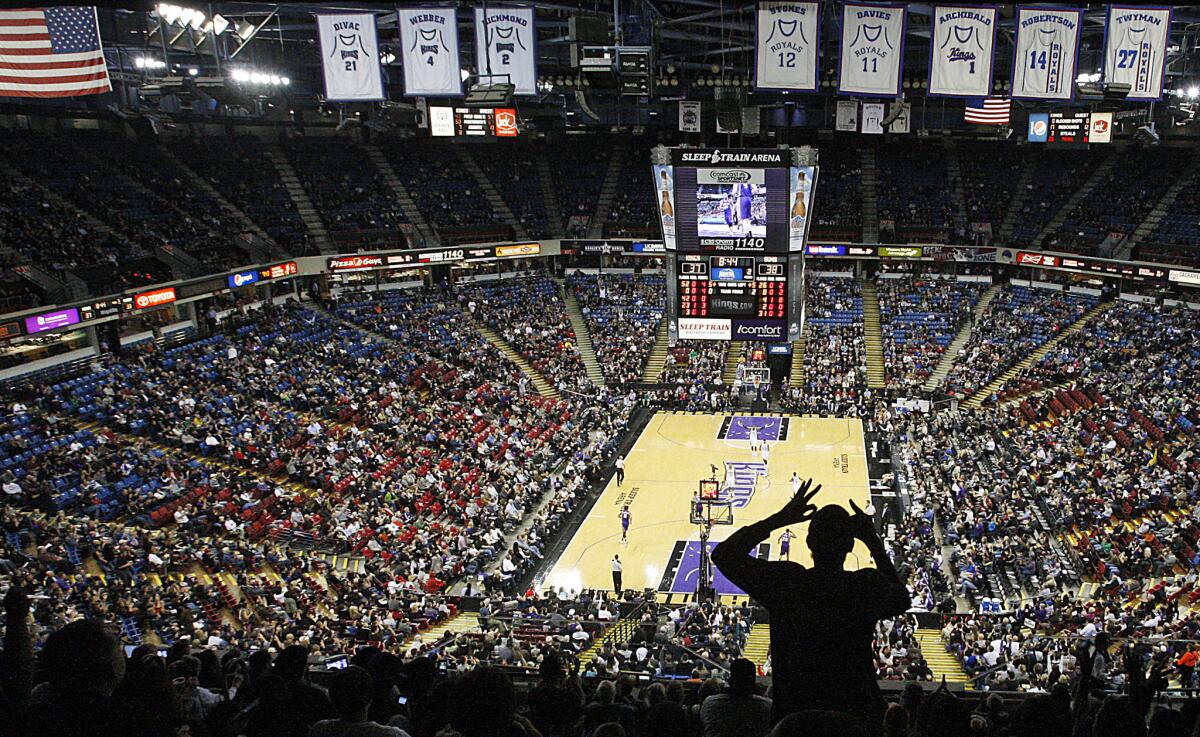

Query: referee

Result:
[615,456,626,486]
[612,554,623,594]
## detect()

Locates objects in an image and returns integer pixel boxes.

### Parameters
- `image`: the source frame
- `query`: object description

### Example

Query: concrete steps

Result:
[915,628,971,686]
[922,283,1001,393]
[587,140,629,238]
[641,318,670,382]
[743,623,771,669]
[861,281,886,390]
[1032,152,1119,249]
[414,611,480,647]
[266,145,337,255]
[536,152,567,239]
[943,138,969,234]
[860,147,880,243]
[997,156,1037,245]
[722,341,746,384]
[963,301,1112,409]
[578,616,640,667]
[1122,152,1200,256]
[362,144,438,248]
[563,286,606,386]
[312,551,367,574]
[454,146,528,240]
[473,319,560,398]
[787,338,806,387]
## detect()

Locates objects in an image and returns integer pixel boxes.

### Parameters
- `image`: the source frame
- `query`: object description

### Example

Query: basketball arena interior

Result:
[2,3,1200,736]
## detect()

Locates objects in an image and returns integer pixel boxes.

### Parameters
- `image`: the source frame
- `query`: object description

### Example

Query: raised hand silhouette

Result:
[713,479,910,735]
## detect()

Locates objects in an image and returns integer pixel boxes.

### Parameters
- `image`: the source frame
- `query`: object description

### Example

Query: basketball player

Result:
[779,529,796,561]
[619,505,631,542]
[748,423,760,457]
[693,491,704,522]
[723,194,738,232]
[761,442,771,469]
[736,182,755,236]
[792,472,802,496]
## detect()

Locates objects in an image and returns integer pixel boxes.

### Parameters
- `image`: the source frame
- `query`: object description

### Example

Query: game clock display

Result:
[677,256,787,320]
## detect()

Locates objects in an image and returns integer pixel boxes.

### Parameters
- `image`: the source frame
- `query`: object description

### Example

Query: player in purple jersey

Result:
[779,529,796,561]
[736,182,754,234]
[620,505,631,542]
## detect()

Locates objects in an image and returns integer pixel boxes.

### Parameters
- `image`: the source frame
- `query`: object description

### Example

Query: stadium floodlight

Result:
[210,14,229,35]
[1189,87,1199,100]
[156,3,181,24]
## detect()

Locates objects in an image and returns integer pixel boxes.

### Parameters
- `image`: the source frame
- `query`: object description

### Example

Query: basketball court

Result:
[542,411,873,603]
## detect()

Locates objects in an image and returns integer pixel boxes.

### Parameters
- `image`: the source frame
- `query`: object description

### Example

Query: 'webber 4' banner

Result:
[1104,5,1172,101]
[474,6,536,96]
[399,6,462,97]
[317,13,385,101]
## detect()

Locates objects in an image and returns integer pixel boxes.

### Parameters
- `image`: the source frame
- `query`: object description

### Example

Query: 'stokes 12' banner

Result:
[927,5,998,97]
[474,6,536,96]
[1011,5,1083,101]
[317,13,385,101]
[838,3,906,97]
[399,6,462,97]
[1104,5,1172,101]
[754,2,820,92]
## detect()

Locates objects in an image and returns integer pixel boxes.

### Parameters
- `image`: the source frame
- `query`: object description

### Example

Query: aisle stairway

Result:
[861,281,886,390]
[536,153,567,238]
[788,338,806,388]
[915,628,971,688]
[921,283,1001,393]
[562,286,606,386]
[962,301,1112,410]
[473,319,561,399]
[588,140,629,238]
[743,623,771,670]
[266,145,336,255]
[362,144,439,247]
[943,139,969,235]
[578,616,641,667]
[454,146,528,240]
[641,318,669,383]
[860,148,880,243]
[998,158,1037,245]
[411,611,479,647]
[1121,152,1200,258]
[1032,152,1119,249]
[722,341,745,384]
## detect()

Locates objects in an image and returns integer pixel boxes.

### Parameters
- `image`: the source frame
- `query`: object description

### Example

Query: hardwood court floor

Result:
[543,411,872,602]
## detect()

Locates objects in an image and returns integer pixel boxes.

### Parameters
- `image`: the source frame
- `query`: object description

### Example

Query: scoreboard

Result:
[429,106,519,138]
[1048,111,1090,144]
[677,255,787,320]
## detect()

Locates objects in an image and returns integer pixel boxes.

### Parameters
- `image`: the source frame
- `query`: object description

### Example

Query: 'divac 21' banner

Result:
[317,13,385,101]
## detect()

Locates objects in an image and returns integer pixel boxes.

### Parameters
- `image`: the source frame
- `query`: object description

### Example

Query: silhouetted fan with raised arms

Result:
[712,479,910,733]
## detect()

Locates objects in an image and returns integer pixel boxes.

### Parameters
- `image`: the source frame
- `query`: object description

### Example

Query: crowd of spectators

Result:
[1009,150,1107,246]
[781,275,868,416]
[943,285,1097,399]
[386,145,508,245]
[877,275,986,390]
[658,341,726,388]
[874,141,954,242]
[548,136,612,237]
[959,141,1027,237]
[568,272,664,385]
[467,142,552,239]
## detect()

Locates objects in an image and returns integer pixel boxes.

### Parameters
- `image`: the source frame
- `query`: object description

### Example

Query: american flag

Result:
[964,97,1011,125]
[0,7,111,98]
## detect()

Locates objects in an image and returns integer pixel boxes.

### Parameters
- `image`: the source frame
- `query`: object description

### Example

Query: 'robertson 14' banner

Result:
[474,6,536,96]
[399,6,462,97]
[1011,5,1083,101]
[317,13,385,101]
[927,5,998,97]
[1104,5,1172,101]
[754,2,820,92]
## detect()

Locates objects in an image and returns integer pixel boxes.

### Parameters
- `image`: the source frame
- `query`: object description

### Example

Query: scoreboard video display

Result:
[670,149,791,253]
[677,255,787,319]
[429,106,519,138]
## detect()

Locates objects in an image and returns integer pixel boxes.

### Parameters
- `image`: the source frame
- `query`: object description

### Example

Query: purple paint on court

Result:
[669,540,761,595]
[723,416,783,442]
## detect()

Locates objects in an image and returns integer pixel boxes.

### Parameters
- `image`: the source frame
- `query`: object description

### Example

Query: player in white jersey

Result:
[1109,25,1157,96]
[748,424,760,456]
[1017,26,1067,96]
[408,25,457,93]
[932,23,985,93]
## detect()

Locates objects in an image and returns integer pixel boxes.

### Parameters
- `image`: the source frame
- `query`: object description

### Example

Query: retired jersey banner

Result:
[474,6,536,96]
[1104,5,1171,101]
[1011,6,1083,101]
[399,6,461,97]
[679,101,701,132]
[888,101,911,133]
[861,102,885,134]
[317,14,385,101]
[838,3,906,97]
[928,5,998,97]
[754,2,820,92]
